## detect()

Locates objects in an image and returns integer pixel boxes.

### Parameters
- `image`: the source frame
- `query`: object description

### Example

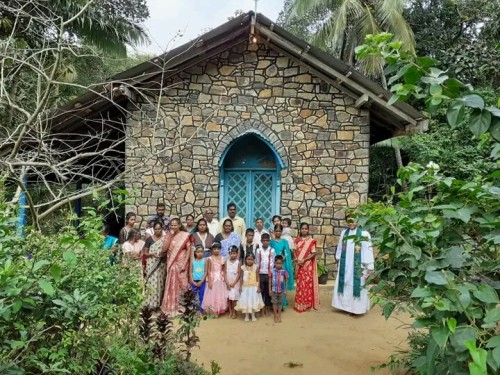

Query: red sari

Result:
[294,237,320,312]
[161,231,192,316]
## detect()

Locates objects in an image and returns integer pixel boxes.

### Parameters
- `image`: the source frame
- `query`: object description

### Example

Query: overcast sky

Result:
[140,0,285,55]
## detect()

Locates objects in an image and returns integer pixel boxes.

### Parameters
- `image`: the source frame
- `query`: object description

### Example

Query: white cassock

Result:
[332,228,374,315]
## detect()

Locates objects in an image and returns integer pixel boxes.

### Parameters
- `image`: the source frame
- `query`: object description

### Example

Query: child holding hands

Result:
[202,242,228,315]
[235,254,265,322]
[190,244,207,312]
[225,246,242,319]
[269,255,289,323]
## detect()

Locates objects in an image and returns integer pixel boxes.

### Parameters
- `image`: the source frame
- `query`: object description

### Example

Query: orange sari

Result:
[294,237,320,312]
[161,231,192,315]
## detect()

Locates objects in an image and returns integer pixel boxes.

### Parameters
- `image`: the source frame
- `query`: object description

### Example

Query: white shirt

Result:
[257,246,275,275]
[206,218,220,236]
[253,228,269,247]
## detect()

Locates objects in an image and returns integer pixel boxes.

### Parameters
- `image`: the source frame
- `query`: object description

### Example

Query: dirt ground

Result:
[192,282,411,375]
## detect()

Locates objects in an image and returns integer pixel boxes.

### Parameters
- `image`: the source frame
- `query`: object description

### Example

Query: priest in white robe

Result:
[332,217,374,315]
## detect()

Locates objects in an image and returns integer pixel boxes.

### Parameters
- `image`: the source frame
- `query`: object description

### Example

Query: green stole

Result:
[338,228,363,297]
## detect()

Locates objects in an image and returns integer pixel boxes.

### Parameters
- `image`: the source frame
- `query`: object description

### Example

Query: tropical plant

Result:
[289,0,415,76]
[0,199,142,373]
[0,0,149,54]
[277,0,329,42]
[354,33,500,374]
[0,190,215,374]
[177,289,204,361]
[404,0,500,87]
[317,262,328,276]
[355,163,499,374]
[356,33,500,144]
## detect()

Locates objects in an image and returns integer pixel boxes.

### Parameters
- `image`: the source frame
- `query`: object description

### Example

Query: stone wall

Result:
[125,41,369,249]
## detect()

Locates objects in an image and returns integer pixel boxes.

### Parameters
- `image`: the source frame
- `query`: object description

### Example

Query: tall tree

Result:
[0,0,150,55]
[287,0,415,76]
[405,0,500,87]
[0,1,156,229]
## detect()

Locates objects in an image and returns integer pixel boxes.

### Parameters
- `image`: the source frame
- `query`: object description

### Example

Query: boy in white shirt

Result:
[256,233,275,316]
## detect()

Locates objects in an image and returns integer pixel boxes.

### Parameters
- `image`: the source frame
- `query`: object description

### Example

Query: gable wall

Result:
[125,41,369,248]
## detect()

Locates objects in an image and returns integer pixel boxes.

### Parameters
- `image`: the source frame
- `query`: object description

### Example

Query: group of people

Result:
[102,201,375,321]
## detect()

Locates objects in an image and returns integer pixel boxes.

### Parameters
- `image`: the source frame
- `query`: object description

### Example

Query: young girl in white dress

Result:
[235,254,265,322]
[225,246,241,319]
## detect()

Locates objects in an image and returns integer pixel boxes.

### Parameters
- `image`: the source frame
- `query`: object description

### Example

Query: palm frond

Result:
[330,0,364,52]
[53,0,149,55]
[291,0,329,18]
[376,0,415,52]
[355,5,383,76]
[312,16,337,51]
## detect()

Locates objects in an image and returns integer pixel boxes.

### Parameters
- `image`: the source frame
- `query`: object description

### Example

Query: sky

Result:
[140,0,285,55]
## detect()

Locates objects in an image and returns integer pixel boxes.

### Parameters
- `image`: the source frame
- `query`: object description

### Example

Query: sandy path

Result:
[192,283,410,375]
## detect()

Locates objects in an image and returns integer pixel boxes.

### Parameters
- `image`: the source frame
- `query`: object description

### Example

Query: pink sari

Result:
[161,231,192,315]
[294,237,320,313]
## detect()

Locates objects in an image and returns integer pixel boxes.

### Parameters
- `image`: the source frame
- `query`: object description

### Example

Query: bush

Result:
[355,163,500,374]
[0,195,213,374]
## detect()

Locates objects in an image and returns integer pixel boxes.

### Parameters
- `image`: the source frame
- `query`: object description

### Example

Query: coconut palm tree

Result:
[291,0,415,77]
[0,0,149,55]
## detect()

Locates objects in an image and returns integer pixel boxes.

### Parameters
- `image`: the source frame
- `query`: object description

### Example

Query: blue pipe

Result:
[16,176,27,236]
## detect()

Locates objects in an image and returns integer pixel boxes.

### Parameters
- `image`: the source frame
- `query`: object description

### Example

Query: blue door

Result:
[224,171,277,228]
[220,134,282,229]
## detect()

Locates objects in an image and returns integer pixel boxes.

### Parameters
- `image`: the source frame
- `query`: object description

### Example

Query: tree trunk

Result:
[394,146,408,193]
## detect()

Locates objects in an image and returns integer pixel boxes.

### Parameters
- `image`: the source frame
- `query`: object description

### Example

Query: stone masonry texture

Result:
[125,41,370,249]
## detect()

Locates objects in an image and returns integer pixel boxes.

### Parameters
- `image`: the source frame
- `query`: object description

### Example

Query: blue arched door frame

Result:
[218,133,285,228]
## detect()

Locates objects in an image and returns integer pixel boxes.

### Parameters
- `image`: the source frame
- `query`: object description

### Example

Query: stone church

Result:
[54,12,425,249]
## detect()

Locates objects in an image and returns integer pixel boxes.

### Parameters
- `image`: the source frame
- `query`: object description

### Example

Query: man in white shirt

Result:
[204,208,219,236]
[219,202,246,240]
[253,218,268,247]
[256,233,275,315]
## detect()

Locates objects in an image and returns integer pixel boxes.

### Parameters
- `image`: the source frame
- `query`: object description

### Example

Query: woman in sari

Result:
[214,219,241,259]
[294,223,320,313]
[192,218,215,258]
[270,224,295,309]
[161,218,193,316]
[119,212,136,245]
[143,221,166,310]
[184,214,196,233]
[121,229,144,278]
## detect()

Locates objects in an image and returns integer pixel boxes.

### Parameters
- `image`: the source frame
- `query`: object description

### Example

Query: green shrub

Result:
[0,195,214,374]
[355,163,499,374]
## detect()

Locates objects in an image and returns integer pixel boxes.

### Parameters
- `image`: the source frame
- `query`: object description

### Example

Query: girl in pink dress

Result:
[225,246,242,319]
[202,242,228,315]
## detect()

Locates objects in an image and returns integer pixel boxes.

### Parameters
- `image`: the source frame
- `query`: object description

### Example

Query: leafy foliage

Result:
[355,33,500,374]
[398,122,497,181]
[356,33,500,142]
[0,0,149,54]
[177,289,205,361]
[276,0,328,42]
[0,192,214,374]
[404,0,500,87]
[0,201,143,373]
[285,0,414,76]
[356,163,500,374]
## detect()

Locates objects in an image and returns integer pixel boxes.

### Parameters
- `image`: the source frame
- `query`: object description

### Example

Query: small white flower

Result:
[426,161,440,171]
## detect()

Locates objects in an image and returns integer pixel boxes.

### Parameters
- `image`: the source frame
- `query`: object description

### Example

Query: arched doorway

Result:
[219,134,284,228]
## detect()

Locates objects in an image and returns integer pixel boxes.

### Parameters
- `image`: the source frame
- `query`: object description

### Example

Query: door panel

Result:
[225,172,249,223]
[252,172,274,228]
[224,171,275,228]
